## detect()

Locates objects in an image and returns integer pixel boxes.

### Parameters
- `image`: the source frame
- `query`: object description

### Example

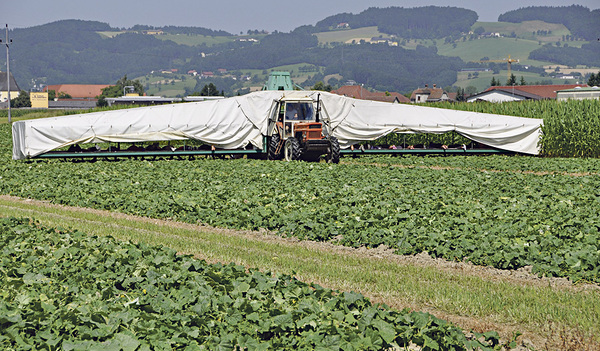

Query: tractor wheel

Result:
[328,136,340,164]
[284,137,301,161]
[267,133,282,160]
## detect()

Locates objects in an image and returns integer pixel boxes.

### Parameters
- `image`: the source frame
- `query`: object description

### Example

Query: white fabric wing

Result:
[322,97,542,154]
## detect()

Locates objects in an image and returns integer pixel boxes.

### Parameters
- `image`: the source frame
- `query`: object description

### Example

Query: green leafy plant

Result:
[0,217,495,350]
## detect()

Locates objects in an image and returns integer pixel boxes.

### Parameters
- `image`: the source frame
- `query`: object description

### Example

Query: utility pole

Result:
[1,24,12,123]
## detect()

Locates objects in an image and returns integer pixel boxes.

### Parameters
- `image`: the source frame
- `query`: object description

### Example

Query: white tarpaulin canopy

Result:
[12,90,542,160]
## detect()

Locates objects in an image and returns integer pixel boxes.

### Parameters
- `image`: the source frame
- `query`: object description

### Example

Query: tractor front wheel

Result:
[284,137,301,161]
[328,136,340,164]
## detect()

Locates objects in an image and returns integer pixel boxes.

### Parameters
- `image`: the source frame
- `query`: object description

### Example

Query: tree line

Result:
[311,6,478,39]
[498,5,600,41]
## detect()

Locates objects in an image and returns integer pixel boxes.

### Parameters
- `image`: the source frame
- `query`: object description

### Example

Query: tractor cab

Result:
[279,99,322,141]
[268,95,339,163]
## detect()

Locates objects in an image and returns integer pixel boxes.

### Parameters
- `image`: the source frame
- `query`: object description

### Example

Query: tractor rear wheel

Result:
[267,133,282,160]
[284,137,301,161]
[328,136,340,164]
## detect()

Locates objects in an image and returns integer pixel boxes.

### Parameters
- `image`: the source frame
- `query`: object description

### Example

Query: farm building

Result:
[410,85,451,103]
[556,86,600,101]
[467,84,588,102]
[0,72,21,106]
[44,84,111,99]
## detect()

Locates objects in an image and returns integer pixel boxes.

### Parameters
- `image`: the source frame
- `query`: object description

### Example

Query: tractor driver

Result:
[286,104,300,120]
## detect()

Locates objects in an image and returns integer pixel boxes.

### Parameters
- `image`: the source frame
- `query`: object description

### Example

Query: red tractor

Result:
[267,94,339,163]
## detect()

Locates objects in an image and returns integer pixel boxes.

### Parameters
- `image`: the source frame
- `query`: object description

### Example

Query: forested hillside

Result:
[4,14,465,94]
[529,42,600,67]
[9,20,199,86]
[193,32,462,92]
[497,5,600,67]
[498,5,600,41]
[313,6,478,39]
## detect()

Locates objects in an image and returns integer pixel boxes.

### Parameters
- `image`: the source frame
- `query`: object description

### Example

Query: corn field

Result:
[423,99,600,157]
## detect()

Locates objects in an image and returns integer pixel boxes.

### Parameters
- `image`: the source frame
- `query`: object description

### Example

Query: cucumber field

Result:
[1,100,600,350]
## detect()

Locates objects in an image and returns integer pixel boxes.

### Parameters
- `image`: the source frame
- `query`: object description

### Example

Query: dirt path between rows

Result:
[2,195,599,349]
[3,195,594,292]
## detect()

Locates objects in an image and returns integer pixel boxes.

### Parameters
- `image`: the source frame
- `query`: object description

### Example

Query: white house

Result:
[0,72,20,104]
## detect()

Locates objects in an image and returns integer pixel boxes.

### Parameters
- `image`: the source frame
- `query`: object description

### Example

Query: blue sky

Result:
[2,1,599,33]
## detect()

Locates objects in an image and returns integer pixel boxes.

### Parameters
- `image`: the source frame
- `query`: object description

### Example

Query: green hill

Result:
[437,37,552,66]
[472,20,572,43]
[315,26,390,45]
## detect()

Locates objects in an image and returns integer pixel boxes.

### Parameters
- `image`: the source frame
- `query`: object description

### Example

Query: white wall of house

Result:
[467,91,525,103]
[557,90,600,101]
[414,93,429,103]
[0,90,20,102]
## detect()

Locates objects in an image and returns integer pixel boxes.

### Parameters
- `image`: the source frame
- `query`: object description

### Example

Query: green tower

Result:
[263,71,294,91]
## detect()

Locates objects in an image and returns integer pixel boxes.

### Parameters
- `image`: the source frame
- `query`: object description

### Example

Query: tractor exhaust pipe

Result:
[316,93,321,123]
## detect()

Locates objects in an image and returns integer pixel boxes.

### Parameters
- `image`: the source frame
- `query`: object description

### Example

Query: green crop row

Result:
[348,154,600,174]
[0,217,498,350]
[1,139,600,284]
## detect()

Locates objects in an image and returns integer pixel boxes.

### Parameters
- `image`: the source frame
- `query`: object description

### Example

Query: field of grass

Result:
[155,33,235,47]
[5,215,499,350]
[315,26,391,45]
[472,21,573,43]
[437,37,553,66]
[134,74,197,97]
[96,31,127,38]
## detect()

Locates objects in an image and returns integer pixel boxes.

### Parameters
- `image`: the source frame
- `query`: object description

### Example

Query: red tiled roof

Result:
[44,84,111,98]
[331,85,370,99]
[410,87,447,101]
[331,85,409,103]
[485,84,588,99]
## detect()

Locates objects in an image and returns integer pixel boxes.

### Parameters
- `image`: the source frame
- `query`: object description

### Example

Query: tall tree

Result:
[506,74,517,86]
[11,91,32,108]
[312,81,332,92]
[455,87,465,102]
[99,75,144,98]
[465,86,477,95]
[200,83,221,96]
[588,72,600,87]
[520,76,527,86]
[97,75,145,107]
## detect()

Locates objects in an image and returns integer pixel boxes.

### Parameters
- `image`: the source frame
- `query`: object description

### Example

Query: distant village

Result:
[1,67,598,110]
